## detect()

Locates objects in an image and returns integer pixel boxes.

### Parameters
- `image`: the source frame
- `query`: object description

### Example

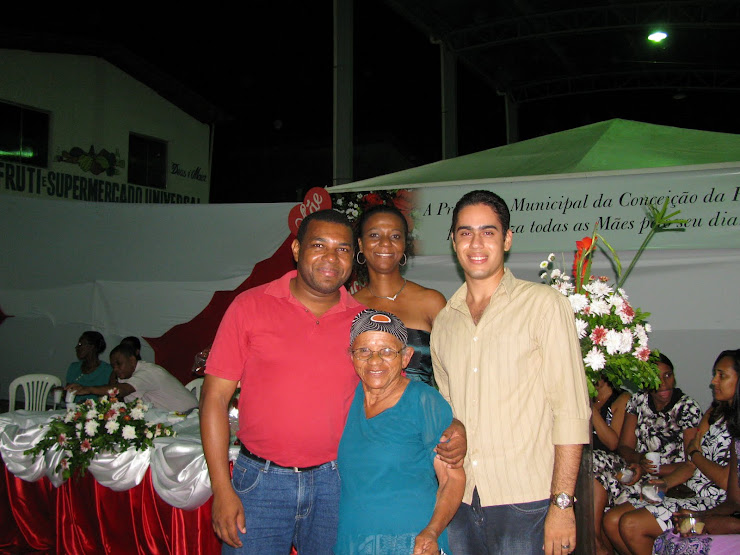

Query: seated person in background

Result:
[120,336,142,360]
[62,330,113,402]
[600,353,703,554]
[652,349,740,555]
[591,377,631,554]
[68,343,198,413]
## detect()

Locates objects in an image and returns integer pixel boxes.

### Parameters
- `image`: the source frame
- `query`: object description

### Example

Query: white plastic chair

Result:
[8,374,62,411]
[185,377,204,401]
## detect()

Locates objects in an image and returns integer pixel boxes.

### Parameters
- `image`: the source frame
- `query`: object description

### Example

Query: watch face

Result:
[554,493,573,509]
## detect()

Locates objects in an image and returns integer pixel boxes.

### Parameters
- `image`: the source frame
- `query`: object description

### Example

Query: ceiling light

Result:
[648,31,668,43]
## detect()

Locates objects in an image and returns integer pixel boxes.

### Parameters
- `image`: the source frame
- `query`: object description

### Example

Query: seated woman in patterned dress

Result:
[591,377,631,554]
[603,350,737,554]
[653,349,740,555]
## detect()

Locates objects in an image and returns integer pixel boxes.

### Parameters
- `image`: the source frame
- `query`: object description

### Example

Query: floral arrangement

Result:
[25,388,176,480]
[330,189,417,234]
[539,201,687,397]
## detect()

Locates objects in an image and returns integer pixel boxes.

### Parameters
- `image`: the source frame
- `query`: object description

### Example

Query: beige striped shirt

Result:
[431,268,591,506]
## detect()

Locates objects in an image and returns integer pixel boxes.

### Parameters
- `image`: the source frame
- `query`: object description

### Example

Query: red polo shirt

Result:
[206,270,365,467]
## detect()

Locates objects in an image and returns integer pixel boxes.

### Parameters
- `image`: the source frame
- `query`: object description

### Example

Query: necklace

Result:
[369,279,407,301]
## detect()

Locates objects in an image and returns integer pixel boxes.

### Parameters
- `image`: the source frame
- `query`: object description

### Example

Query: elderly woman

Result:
[335,309,465,554]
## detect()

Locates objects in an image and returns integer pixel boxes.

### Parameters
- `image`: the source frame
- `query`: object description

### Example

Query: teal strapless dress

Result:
[405,328,435,387]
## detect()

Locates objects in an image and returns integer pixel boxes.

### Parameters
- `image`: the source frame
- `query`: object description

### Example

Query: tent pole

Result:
[440,44,458,159]
[505,92,519,144]
[333,0,354,186]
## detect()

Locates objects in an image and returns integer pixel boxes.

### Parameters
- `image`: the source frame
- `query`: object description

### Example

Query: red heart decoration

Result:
[288,187,332,236]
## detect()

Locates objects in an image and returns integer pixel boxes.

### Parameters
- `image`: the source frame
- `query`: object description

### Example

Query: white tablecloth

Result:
[0,409,240,510]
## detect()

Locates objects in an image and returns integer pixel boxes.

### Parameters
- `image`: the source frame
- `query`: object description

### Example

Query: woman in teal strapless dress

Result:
[352,204,446,387]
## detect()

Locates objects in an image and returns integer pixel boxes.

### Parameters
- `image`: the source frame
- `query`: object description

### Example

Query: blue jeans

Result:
[448,488,549,554]
[223,454,341,555]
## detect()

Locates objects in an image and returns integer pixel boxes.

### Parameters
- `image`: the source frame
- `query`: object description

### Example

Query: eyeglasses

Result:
[351,347,403,362]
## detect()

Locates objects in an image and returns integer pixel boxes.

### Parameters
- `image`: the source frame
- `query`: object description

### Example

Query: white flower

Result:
[84,420,99,437]
[64,411,74,423]
[130,407,145,420]
[584,281,613,299]
[584,347,606,371]
[551,268,561,279]
[75,422,82,430]
[645,324,652,333]
[111,402,126,411]
[548,253,556,262]
[608,293,624,307]
[85,409,98,420]
[145,430,154,439]
[105,420,120,434]
[633,324,649,346]
[336,198,343,206]
[561,274,571,281]
[588,299,610,316]
[619,329,634,353]
[540,271,548,279]
[540,260,548,269]
[122,425,137,440]
[568,294,589,313]
[574,318,589,339]
[603,329,624,355]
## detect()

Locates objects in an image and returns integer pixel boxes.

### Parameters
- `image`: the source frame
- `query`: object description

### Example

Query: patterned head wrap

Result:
[349,309,408,347]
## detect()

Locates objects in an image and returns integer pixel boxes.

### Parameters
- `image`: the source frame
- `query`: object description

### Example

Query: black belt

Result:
[239,444,325,472]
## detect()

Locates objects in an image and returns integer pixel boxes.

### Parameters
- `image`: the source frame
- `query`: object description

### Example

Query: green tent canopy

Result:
[327,119,740,192]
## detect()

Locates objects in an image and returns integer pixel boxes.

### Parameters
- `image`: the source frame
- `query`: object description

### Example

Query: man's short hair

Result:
[449,190,511,238]
[296,209,354,245]
[111,343,138,359]
[121,336,142,360]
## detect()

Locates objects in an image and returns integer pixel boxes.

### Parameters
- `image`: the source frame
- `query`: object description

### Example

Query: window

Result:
[0,101,50,168]
[128,133,167,189]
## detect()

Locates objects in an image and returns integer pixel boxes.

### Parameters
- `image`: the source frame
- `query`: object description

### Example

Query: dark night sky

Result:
[7,3,740,203]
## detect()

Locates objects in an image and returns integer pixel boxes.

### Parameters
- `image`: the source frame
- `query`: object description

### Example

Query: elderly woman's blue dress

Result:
[334,380,453,554]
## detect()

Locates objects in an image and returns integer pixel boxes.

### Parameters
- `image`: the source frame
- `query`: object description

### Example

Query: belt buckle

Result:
[292,466,302,473]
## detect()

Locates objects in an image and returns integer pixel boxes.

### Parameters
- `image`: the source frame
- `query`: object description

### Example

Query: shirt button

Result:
[473,337,478,342]
[316,320,319,325]
[473,367,478,373]
[472,460,478,467]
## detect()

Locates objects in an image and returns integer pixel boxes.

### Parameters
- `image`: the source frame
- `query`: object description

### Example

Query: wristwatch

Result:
[550,492,577,509]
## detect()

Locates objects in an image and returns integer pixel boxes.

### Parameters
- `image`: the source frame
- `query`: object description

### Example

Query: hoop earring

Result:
[399,253,407,266]
[356,251,366,265]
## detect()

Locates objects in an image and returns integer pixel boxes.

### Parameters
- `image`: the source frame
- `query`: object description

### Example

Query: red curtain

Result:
[1,460,221,555]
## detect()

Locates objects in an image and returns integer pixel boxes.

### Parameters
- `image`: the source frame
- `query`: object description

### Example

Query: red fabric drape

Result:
[1,460,221,555]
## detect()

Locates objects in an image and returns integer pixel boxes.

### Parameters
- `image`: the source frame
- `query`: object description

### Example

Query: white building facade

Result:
[1,48,214,204]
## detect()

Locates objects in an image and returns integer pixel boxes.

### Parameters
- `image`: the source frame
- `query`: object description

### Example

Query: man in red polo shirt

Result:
[201,209,464,554]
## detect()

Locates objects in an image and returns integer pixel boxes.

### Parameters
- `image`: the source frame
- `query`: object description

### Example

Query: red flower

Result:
[634,346,651,361]
[573,236,596,287]
[590,326,608,345]
[361,193,384,207]
[80,439,91,452]
[391,190,415,232]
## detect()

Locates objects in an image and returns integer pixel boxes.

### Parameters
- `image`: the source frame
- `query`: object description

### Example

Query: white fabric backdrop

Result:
[0,196,292,400]
[1,195,737,411]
